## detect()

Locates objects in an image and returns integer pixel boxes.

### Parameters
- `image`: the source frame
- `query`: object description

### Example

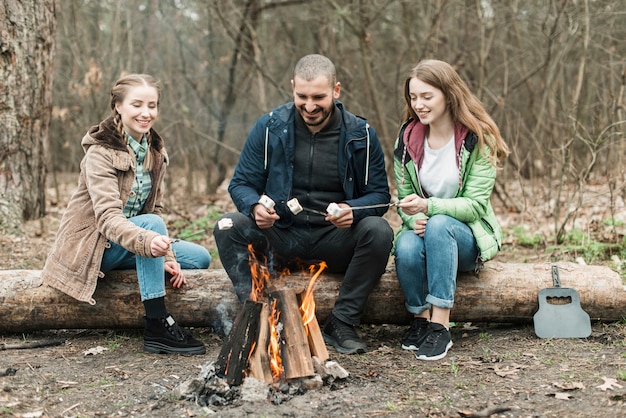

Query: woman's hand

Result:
[326,203,354,228]
[413,218,427,237]
[151,236,186,288]
[398,194,428,216]
[253,203,281,229]
[166,260,187,288]
[150,235,173,257]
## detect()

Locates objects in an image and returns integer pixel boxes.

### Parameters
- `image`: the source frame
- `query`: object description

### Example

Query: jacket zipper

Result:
[480,217,501,250]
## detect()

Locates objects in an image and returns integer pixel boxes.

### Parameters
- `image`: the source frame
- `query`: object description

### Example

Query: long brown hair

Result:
[403,59,509,166]
[110,73,161,171]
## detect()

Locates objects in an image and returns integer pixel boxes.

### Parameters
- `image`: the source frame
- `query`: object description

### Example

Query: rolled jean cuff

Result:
[405,301,431,316]
[142,290,167,302]
[426,294,454,309]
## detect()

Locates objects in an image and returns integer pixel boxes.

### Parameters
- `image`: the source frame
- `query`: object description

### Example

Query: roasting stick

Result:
[301,207,329,216]
[346,202,400,211]
[326,201,400,216]
[168,230,206,243]
[286,197,399,217]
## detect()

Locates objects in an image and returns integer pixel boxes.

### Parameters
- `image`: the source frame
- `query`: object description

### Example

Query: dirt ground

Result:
[1,173,626,417]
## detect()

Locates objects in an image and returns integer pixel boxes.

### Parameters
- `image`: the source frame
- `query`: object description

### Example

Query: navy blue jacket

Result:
[228,100,390,227]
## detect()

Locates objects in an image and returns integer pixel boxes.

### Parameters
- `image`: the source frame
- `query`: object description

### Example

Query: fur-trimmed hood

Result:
[81,116,165,154]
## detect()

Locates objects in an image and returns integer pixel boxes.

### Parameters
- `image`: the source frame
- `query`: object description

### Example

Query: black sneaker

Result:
[143,315,206,355]
[415,322,452,361]
[401,317,430,351]
[322,314,367,354]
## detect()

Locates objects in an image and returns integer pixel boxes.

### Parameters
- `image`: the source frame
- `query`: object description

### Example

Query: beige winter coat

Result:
[41,117,172,304]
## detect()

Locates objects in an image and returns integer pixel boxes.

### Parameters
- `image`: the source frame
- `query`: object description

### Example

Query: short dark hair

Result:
[293,54,336,87]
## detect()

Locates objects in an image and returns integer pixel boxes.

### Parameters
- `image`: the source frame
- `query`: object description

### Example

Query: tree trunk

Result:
[0,0,55,234]
[0,262,623,334]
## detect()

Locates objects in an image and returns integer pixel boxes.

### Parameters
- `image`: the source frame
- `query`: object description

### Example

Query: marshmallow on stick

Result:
[287,198,303,215]
[287,198,328,216]
[291,200,394,218]
[326,202,343,217]
[258,195,275,212]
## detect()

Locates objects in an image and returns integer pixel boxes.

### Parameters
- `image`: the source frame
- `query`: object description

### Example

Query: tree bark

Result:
[0,262,623,334]
[0,0,55,234]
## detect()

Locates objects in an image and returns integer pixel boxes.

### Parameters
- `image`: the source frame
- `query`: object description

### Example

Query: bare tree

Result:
[0,0,55,234]
[41,0,626,241]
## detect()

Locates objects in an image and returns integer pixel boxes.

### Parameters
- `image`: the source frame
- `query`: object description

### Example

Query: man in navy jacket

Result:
[214,54,393,354]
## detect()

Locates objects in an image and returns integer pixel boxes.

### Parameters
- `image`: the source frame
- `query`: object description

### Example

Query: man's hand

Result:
[326,202,353,228]
[253,203,280,229]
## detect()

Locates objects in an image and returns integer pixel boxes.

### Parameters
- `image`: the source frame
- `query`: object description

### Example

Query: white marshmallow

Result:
[287,198,303,215]
[218,218,233,230]
[258,195,275,211]
[326,202,343,217]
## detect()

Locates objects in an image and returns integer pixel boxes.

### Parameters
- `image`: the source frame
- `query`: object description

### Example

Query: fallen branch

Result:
[0,339,65,350]
[458,403,512,417]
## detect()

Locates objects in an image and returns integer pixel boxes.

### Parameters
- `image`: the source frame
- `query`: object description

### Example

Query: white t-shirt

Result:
[417,135,459,198]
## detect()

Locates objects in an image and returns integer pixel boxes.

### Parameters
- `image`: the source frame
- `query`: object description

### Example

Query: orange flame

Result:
[267,298,283,381]
[248,244,270,302]
[247,245,326,381]
[299,261,327,330]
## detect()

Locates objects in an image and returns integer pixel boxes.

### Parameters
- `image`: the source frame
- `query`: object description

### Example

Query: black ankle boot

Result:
[143,315,206,355]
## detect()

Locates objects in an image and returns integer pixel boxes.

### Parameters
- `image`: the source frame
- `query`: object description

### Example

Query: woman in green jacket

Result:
[394,59,509,360]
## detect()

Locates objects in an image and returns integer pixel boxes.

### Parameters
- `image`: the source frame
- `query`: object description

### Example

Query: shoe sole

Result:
[414,341,453,361]
[322,332,367,354]
[144,342,206,355]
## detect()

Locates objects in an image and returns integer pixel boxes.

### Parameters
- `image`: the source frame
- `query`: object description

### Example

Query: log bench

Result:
[0,262,624,333]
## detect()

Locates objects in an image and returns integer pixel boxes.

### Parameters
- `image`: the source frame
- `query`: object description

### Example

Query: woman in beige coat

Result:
[42,74,211,355]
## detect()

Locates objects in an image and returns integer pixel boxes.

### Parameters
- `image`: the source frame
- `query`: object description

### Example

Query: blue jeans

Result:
[100,214,211,301]
[394,214,478,314]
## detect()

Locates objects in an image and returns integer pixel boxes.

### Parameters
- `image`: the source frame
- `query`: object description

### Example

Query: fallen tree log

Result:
[0,262,624,333]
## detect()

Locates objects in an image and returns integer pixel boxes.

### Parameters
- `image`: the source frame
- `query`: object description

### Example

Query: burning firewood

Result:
[215,247,330,387]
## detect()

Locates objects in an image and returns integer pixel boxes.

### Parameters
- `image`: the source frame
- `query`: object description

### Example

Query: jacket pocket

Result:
[58,222,101,275]
[468,218,500,262]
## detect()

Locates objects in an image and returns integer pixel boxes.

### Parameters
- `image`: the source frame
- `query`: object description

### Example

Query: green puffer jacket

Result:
[393,120,502,262]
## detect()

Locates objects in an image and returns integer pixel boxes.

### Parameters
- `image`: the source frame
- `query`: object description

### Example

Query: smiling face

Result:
[115,84,159,141]
[292,75,341,134]
[408,77,449,127]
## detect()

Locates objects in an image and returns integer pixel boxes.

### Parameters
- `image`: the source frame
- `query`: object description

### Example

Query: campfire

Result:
[215,245,330,386]
[174,244,350,406]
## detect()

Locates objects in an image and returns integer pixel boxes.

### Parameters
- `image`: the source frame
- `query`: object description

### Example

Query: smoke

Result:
[214,299,234,336]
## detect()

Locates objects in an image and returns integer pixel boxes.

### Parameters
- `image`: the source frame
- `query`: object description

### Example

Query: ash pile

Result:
[172,357,349,408]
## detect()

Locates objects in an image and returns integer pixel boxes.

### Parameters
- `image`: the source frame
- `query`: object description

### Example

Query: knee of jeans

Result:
[185,248,212,269]
[394,230,421,257]
[423,214,452,237]
[199,251,212,269]
[138,214,167,234]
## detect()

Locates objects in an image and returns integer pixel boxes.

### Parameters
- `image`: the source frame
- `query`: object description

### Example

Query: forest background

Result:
[1,0,626,262]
